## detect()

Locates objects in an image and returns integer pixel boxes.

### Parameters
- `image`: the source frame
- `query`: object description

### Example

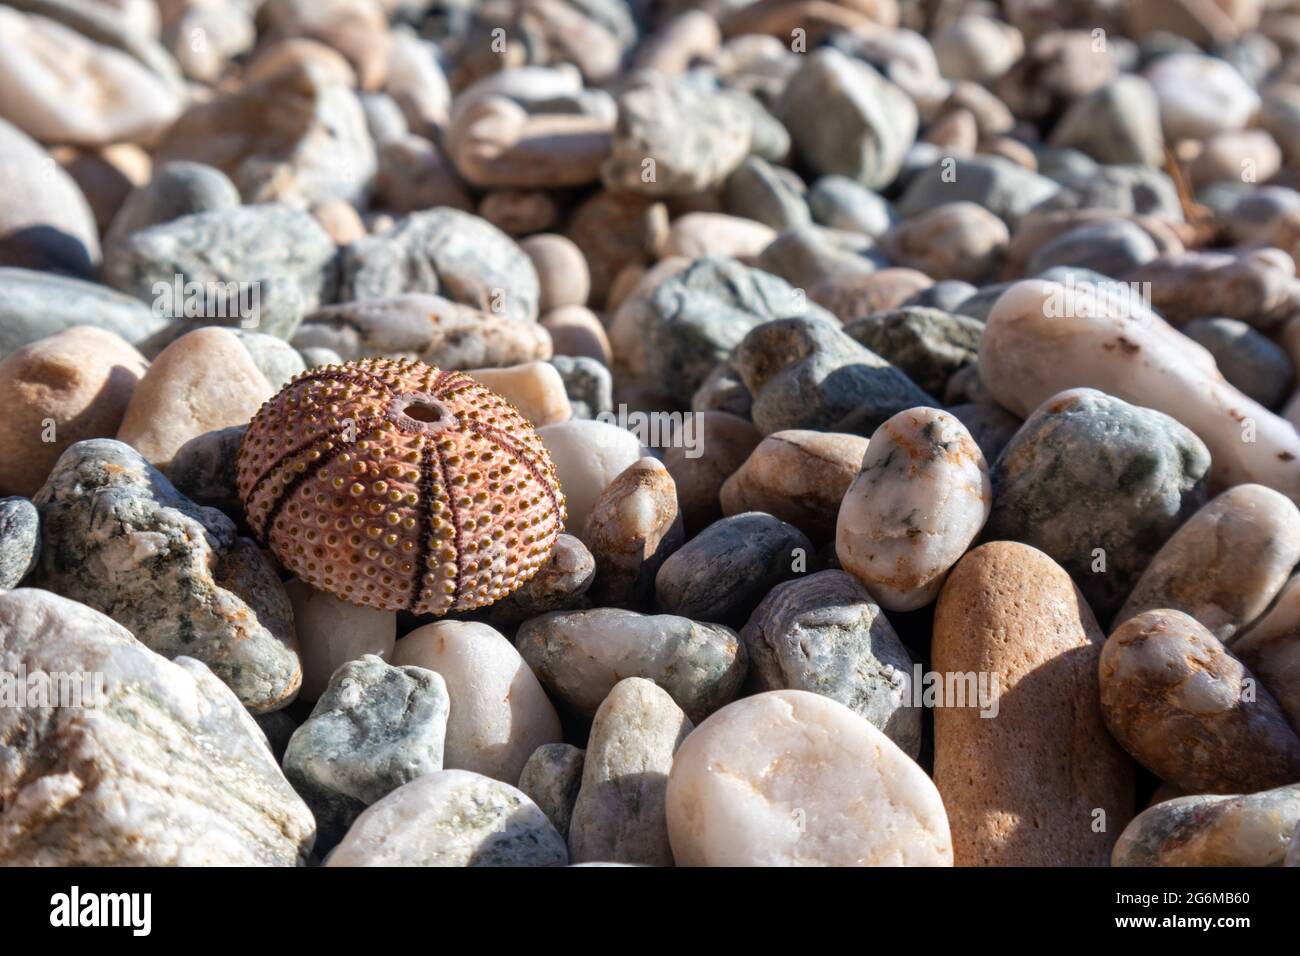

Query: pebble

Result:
[569,678,693,866]
[1024,218,1160,277]
[1231,573,1300,731]
[842,306,982,396]
[655,512,813,626]
[725,155,811,232]
[720,430,867,543]
[325,770,567,867]
[808,175,896,237]
[487,533,596,625]
[945,402,1022,470]
[340,208,539,322]
[735,317,935,437]
[642,257,834,404]
[164,425,244,518]
[756,225,879,291]
[541,306,612,365]
[1116,484,1300,641]
[581,457,683,608]
[880,202,1009,283]
[742,570,919,756]
[373,135,472,214]
[515,607,747,724]
[518,744,585,839]
[601,73,750,197]
[521,234,591,312]
[933,542,1135,865]
[33,439,299,712]
[897,155,1060,229]
[777,48,918,191]
[984,388,1211,622]
[665,411,761,534]
[980,278,1300,503]
[1145,52,1261,142]
[1100,609,1300,794]
[284,654,449,849]
[116,327,274,469]
[0,326,148,497]
[0,496,39,588]
[809,268,933,321]
[537,419,645,532]
[549,355,613,420]
[837,407,990,612]
[0,117,100,275]
[660,212,777,261]
[666,690,953,866]
[565,189,668,307]
[1113,785,1300,867]
[105,161,240,245]
[0,588,313,865]
[479,189,561,236]
[286,578,396,702]
[260,0,393,92]
[0,268,164,360]
[467,361,572,427]
[1049,74,1165,167]
[392,620,562,784]
[1180,317,1293,409]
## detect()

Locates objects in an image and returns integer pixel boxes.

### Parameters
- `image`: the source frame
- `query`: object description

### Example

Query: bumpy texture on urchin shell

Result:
[237,358,566,615]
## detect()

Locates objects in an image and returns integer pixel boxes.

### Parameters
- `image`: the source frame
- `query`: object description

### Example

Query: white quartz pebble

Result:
[538,419,645,531]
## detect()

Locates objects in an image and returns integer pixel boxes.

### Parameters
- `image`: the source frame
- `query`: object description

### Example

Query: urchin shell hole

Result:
[389,394,455,433]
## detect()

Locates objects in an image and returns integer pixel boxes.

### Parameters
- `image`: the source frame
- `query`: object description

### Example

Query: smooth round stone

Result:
[720,430,867,543]
[165,424,245,518]
[373,136,472,214]
[541,306,612,366]
[1049,74,1164,167]
[1180,317,1293,409]
[0,588,313,866]
[287,577,396,701]
[0,496,38,589]
[1190,129,1282,189]
[808,175,895,237]
[582,457,683,608]
[777,48,917,191]
[260,0,393,91]
[1101,609,1300,794]
[233,330,306,391]
[514,607,747,724]
[283,654,449,849]
[933,542,1134,866]
[521,234,591,312]
[1231,573,1300,731]
[880,202,1009,283]
[842,306,982,396]
[0,117,100,274]
[115,327,274,469]
[983,388,1211,623]
[656,512,813,626]
[837,408,990,612]
[549,354,613,421]
[487,532,595,625]
[665,411,761,534]
[606,255,688,381]
[1113,785,1300,867]
[660,212,777,260]
[947,402,1022,464]
[106,161,240,246]
[897,155,1060,230]
[1116,484,1300,642]
[0,8,181,146]
[666,689,952,866]
[742,569,919,757]
[980,279,1300,503]
[565,189,668,307]
[932,14,1022,82]
[1025,219,1160,277]
[325,769,567,867]
[735,317,935,437]
[392,620,561,784]
[0,326,148,497]
[724,155,811,233]
[569,678,692,866]
[1145,52,1261,142]
[808,268,932,321]
[537,419,645,532]
[518,743,585,839]
[466,361,571,427]
[1124,248,1297,329]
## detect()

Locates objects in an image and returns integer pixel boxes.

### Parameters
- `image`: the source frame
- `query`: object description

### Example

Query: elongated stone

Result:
[1231,573,1300,733]
[1112,785,1300,867]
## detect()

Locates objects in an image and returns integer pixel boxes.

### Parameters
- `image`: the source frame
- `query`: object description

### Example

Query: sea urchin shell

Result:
[237,358,566,615]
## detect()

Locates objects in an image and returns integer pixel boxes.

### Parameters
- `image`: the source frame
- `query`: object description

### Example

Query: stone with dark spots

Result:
[0,496,39,588]
[655,512,813,626]
[842,306,982,396]
[549,355,612,419]
[741,570,919,757]
[984,388,1211,623]
[165,424,246,519]
[733,317,935,437]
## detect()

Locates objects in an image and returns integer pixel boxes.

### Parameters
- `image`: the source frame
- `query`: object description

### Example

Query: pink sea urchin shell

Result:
[237,358,566,615]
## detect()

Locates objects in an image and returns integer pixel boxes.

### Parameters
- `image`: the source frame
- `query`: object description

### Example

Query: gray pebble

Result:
[0,496,39,589]
[842,306,982,396]
[946,402,1022,464]
[1049,75,1165,167]
[164,424,246,519]
[549,354,613,419]
[1026,219,1160,278]
[898,155,1060,229]
[105,161,241,245]
[518,743,585,839]
[0,267,166,360]
[808,175,896,237]
[724,156,810,232]
[1181,317,1294,410]
[754,225,880,289]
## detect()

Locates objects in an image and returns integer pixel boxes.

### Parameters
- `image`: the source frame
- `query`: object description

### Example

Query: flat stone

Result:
[569,678,692,866]
[897,155,1060,229]
[656,512,813,626]
[325,769,567,867]
[880,202,1009,284]
[665,689,953,866]
[392,620,561,784]
[0,588,313,865]
[933,541,1135,865]
[284,654,449,850]
[984,388,1211,623]
[1101,609,1300,794]
[1181,317,1294,409]
[742,569,919,756]
[515,607,746,724]
[1116,484,1300,641]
